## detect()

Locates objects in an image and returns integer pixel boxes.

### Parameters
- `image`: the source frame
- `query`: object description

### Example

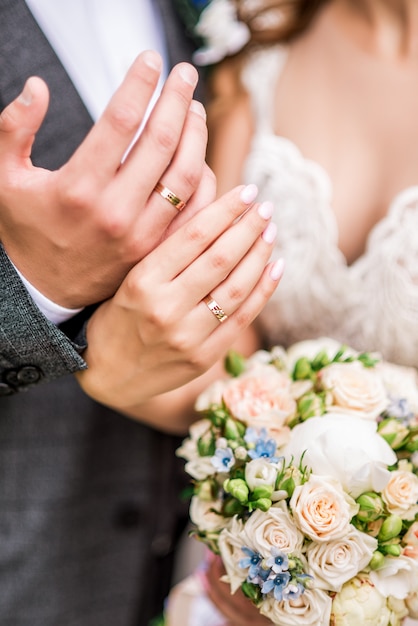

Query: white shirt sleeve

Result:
[12,263,83,325]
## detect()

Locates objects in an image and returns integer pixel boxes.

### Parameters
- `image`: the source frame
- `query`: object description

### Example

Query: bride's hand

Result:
[206,556,272,626]
[75,184,284,432]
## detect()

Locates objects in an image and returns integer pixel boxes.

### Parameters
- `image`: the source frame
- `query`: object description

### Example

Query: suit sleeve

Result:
[0,245,87,396]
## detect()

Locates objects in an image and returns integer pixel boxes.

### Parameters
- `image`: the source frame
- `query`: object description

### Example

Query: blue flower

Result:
[211,447,235,472]
[245,428,280,463]
[239,547,263,579]
[384,396,414,423]
[282,581,305,601]
[261,571,291,601]
[266,549,289,573]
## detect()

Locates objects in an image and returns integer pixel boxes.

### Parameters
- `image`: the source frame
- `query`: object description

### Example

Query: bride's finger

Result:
[137,184,260,280]
[178,200,275,303]
[198,222,279,329]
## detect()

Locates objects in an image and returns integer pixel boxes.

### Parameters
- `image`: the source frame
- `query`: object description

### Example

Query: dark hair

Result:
[236,0,330,45]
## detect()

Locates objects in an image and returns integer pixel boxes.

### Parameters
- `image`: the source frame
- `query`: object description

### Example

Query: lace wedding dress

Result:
[166,45,418,626]
[243,46,418,369]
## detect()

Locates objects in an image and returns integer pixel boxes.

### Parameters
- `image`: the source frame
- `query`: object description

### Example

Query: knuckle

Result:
[106,102,139,135]
[234,308,253,329]
[150,120,178,154]
[226,283,246,303]
[183,220,209,244]
[210,250,232,272]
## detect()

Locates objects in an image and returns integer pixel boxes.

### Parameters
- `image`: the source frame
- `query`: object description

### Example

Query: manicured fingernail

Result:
[240,184,258,204]
[18,79,33,106]
[270,258,285,281]
[142,50,162,71]
[262,221,277,243]
[179,63,198,87]
[258,201,274,220]
[189,99,206,119]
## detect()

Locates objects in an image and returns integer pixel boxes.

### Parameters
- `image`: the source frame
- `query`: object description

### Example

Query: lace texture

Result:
[242,47,418,367]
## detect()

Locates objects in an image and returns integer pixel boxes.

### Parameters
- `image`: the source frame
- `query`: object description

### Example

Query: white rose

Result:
[217,516,248,593]
[189,496,226,532]
[194,380,228,411]
[331,574,392,626]
[285,337,348,371]
[184,457,217,481]
[241,501,305,556]
[370,555,418,599]
[283,414,397,498]
[377,361,418,414]
[306,525,377,592]
[382,470,418,521]
[245,458,279,491]
[290,474,358,542]
[176,418,212,461]
[319,361,389,420]
[260,587,332,626]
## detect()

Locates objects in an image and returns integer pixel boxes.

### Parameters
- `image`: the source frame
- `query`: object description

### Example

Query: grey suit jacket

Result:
[0,2,197,624]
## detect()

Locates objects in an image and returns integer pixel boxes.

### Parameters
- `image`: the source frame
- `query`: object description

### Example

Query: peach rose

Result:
[290,474,358,542]
[382,470,418,521]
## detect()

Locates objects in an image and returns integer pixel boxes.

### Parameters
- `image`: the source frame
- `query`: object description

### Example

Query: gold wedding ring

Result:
[203,295,228,324]
[154,181,186,212]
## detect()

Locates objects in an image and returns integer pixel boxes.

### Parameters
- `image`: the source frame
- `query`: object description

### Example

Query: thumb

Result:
[0,75,49,160]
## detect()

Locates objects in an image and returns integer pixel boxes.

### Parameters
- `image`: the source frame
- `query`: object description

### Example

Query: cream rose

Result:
[260,587,332,626]
[217,517,248,593]
[283,414,397,498]
[176,418,212,462]
[382,470,418,521]
[189,496,226,532]
[290,474,358,542]
[403,521,418,547]
[306,525,377,592]
[242,501,304,556]
[319,361,389,420]
[245,458,279,491]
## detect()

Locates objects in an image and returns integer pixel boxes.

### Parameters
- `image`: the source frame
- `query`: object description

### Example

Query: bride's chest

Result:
[271,50,418,264]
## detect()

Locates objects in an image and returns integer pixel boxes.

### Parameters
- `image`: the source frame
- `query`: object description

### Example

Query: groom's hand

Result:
[0,50,211,308]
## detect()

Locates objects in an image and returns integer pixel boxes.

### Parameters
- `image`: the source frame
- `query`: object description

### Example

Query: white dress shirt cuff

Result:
[12,263,84,325]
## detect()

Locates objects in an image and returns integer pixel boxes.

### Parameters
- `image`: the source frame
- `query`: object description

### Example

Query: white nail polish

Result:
[270,258,285,281]
[258,201,274,220]
[240,184,258,204]
[262,222,277,244]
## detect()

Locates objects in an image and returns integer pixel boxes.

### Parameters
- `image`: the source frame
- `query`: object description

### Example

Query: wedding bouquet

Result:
[177,338,418,626]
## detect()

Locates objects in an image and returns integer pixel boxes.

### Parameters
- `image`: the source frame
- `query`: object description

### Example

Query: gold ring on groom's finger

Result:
[203,295,228,324]
[154,181,186,212]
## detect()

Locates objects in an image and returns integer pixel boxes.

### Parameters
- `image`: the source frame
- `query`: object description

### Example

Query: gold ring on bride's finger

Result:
[154,181,186,212]
[203,295,228,323]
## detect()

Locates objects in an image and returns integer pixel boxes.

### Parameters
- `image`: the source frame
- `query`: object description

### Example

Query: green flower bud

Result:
[251,485,274,500]
[250,497,272,512]
[293,357,314,380]
[311,350,331,370]
[378,419,409,450]
[297,392,324,420]
[224,417,246,441]
[224,351,247,377]
[278,476,296,498]
[356,492,385,522]
[380,543,402,557]
[224,478,249,504]
[197,431,216,457]
[369,550,386,570]
[222,497,244,517]
[378,515,403,542]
